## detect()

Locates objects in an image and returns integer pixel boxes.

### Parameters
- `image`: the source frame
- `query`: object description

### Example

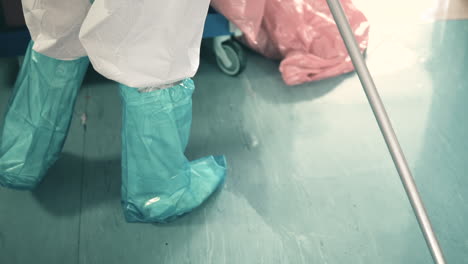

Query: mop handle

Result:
[325,1,446,263]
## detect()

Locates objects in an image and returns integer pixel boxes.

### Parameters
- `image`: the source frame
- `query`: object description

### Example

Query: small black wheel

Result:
[215,40,247,76]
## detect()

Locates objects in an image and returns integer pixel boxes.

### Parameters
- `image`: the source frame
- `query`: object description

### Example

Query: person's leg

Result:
[79,0,226,222]
[0,0,90,189]
[23,0,90,60]
[79,0,209,88]
[119,80,226,223]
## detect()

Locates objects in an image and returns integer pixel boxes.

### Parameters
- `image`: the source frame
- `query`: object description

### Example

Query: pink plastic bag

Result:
[211,0,369,86]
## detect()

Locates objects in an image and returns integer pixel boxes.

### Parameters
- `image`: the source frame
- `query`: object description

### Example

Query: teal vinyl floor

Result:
[1,20,468,263]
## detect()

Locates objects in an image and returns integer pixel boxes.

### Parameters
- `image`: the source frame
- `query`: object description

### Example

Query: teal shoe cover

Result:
[0,42,89,189]
[119,79,227,223]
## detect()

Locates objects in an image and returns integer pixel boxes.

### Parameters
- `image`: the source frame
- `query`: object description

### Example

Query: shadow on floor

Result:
[31,152,223,227]
[0,57,20,88]
[32,153,117,218]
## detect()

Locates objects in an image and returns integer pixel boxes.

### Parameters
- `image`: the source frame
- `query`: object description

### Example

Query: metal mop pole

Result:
[325,1,446,263]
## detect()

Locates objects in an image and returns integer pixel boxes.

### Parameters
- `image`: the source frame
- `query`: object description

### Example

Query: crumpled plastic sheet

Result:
[211,0,370,85]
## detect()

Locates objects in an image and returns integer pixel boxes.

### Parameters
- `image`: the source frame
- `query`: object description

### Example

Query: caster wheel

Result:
[215,40,246,76]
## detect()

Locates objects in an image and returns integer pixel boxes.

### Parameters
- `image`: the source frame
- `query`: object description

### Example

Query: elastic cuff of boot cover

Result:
[27,41,89,72]
[119,79,195,107]
[137,80,184,93]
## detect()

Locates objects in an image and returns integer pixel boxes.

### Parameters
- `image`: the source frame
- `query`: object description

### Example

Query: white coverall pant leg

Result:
[22,0,211,88]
